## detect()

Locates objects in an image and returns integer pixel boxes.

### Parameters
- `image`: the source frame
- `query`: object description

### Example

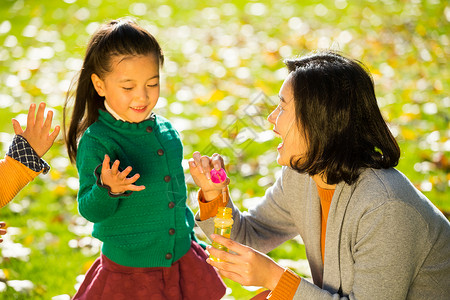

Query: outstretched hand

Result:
[12,102,60,158]
[188,152,230,201]
[100,154,145,194]
[206,234,285,291]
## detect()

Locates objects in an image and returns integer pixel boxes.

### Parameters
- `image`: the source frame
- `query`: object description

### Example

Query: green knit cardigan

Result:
[76,109,196,267]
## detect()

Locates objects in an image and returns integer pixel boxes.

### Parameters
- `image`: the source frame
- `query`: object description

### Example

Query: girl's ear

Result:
[91,73,105,97]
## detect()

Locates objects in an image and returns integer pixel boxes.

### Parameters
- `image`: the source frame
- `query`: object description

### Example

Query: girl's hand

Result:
[0,222,7,243]
[100,154,145,194]
[12,102,60,158]
[206,234,285,290]
[188,152,229,201]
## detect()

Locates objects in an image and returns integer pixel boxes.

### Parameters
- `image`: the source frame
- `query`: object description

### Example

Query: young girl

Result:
[64,19,226,300]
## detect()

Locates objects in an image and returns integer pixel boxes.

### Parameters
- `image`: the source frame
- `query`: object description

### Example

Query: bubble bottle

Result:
[209,168,233,262]
[210,206,234,262]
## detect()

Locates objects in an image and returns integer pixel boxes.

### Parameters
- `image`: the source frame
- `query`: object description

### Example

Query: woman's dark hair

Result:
[284,50,400,185]
[63,18,164,163]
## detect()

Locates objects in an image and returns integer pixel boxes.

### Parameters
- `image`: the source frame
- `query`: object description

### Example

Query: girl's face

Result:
[91,54,160,123]
[268,74,307,166]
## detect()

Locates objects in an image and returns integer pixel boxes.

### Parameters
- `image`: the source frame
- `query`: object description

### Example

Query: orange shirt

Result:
[317,185,335,263]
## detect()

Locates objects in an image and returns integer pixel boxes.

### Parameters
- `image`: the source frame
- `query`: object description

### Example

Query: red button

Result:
[164,175,171,182]
[165,253,172,260]
[169,228,175,235]
[157,149,164,156]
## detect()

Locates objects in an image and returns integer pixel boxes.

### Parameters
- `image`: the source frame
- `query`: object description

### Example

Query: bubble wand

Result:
[210,168,227,205]
[209,168,233,262]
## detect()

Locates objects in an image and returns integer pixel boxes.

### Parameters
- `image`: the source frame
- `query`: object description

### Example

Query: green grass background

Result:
[0,0,448,299]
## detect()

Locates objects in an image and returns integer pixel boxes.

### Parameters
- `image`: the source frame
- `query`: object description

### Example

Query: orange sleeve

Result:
[197,187,229,221]
[267,268,301,300]
[0,155,40,208]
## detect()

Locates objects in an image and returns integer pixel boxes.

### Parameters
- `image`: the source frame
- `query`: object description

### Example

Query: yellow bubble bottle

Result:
[210,206,234,262]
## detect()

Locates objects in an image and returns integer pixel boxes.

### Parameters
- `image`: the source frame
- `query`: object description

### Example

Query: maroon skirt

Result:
[73,241,226,300]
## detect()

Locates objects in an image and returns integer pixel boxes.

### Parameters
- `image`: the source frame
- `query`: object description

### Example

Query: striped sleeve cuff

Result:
[6,135,50,174]
[267,268,301,300]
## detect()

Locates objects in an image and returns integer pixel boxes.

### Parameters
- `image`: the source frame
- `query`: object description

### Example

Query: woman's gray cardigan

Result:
[196,167,450,299]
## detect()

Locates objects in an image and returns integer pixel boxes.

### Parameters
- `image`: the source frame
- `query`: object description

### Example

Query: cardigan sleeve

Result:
[268,268,302,300]
[0,155,40,208]
[76,133,120,223]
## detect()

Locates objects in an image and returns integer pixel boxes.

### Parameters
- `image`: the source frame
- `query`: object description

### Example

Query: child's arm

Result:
[0,103,60,208]
[76,137,144,222]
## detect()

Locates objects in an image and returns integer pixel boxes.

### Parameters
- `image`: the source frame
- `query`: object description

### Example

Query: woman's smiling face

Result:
[268,73,308,166]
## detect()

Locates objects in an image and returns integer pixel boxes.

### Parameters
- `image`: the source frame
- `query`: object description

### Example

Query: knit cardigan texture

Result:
[196,166,450,299]
[76,110,195,267]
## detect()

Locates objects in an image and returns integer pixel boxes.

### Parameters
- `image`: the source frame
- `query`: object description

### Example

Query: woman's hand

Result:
[206,234,285,290]
[12,102,60,158]
[188,152,229,201]
[100,154,145,194]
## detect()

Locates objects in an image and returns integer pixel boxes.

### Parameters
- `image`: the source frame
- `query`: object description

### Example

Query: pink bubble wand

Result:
[210,168,227,205]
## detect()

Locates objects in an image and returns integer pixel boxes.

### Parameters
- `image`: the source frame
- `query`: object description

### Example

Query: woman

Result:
[188,50,450,299]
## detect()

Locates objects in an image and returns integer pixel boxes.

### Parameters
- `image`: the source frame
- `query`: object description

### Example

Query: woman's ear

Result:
[91,73,105,97]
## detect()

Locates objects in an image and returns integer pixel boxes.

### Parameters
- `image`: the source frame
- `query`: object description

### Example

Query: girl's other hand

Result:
[206,234,285,291]
[188,152,229,201]
[100,154,145,194]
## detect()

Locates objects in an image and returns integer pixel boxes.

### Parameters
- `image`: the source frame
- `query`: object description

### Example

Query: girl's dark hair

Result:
[63,18,164,163]
[284,50,400,185]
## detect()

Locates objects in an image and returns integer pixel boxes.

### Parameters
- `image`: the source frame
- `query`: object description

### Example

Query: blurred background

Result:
[0,0,448,298]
